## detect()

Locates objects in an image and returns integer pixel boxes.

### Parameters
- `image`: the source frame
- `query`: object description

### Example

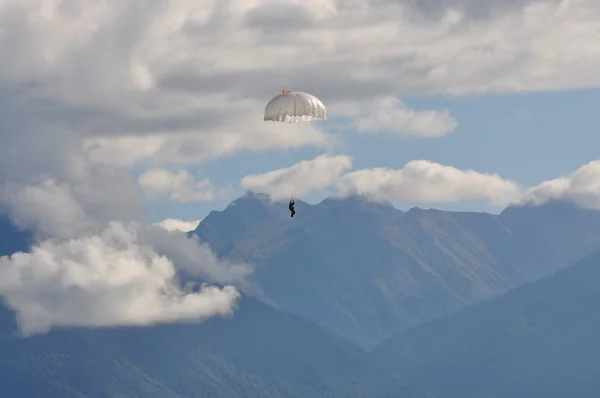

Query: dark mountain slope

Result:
[499,200,600,281]
[368,247,600,398]
[0,294,368,398]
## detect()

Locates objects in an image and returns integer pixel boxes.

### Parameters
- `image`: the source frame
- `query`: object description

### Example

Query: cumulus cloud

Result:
[0,222,240,336]
[156,218,202,232]
[342,97,458,138]
[138,168,223,203]
[520,160,600,209]
[336,160,522,206]
[241,154,353,201]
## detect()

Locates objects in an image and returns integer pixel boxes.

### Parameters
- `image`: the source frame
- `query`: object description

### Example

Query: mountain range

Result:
[2,195,600,397]
[193,192,600,347]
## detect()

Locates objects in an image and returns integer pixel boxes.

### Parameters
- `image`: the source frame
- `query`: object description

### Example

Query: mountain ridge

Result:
[193,193,600,347]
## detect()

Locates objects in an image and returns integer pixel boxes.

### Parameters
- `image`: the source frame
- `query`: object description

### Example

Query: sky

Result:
[148,87,600,220]
[2,0,600,336]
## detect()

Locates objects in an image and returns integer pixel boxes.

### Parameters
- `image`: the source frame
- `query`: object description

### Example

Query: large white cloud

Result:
[0,222,241,336]
[241,157,522,207]
[520,160,600,210]
[241,154,352,201]
[336,160,522,206]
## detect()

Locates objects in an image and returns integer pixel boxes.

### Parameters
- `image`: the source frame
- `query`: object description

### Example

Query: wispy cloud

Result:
[156,218,202,232]
[138,168,224,203]
[241,154,352,201]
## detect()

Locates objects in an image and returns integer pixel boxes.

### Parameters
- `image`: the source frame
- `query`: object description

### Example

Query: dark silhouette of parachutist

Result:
[289,199,296,218]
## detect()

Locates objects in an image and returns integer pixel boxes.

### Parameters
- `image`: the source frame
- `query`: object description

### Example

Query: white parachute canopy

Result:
[264,90,327,123]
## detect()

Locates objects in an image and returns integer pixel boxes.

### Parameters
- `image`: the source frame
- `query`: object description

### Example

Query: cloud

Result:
[336,160,521,206]
[84,120,336,166]
[0,152,250,336]
[342,97,458,138]
[0,137,144,240]
[138,168,223,203]
[241,154,353,201]
[0,222,240,336]
[0,103,246,338]
[2,0,600,169]
[0,179,93,240]
[139,225,253,286]
[156,218,202,232]
[520,160,600,210]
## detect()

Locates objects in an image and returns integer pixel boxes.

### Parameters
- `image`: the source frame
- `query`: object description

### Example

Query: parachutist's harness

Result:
[289,199,296,218]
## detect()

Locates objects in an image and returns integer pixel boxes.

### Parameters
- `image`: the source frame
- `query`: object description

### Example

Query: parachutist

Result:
[289,199,296,218]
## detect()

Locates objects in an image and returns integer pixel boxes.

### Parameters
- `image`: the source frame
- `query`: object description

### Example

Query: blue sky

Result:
[144,87,600,222]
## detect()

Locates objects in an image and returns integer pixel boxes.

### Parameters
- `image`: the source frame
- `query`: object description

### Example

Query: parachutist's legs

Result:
[291,209,295,218]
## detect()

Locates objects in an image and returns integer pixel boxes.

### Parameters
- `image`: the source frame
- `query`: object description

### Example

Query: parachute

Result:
[264,90,327,123]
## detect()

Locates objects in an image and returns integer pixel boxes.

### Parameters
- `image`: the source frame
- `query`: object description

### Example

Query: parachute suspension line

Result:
[289,187,299,202]
[293,94,297,123]
[290,187,299,201]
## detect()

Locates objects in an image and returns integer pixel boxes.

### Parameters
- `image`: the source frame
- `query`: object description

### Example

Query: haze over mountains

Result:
[2,195,600,397]
[193,192,600,347]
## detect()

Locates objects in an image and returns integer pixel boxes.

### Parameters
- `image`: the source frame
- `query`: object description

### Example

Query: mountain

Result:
[0,296,369,398]
[3,200,600,397]
[0,214,367,398]
[367,246,600,398]
[193,192,600,348]
[497,200,600,280]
